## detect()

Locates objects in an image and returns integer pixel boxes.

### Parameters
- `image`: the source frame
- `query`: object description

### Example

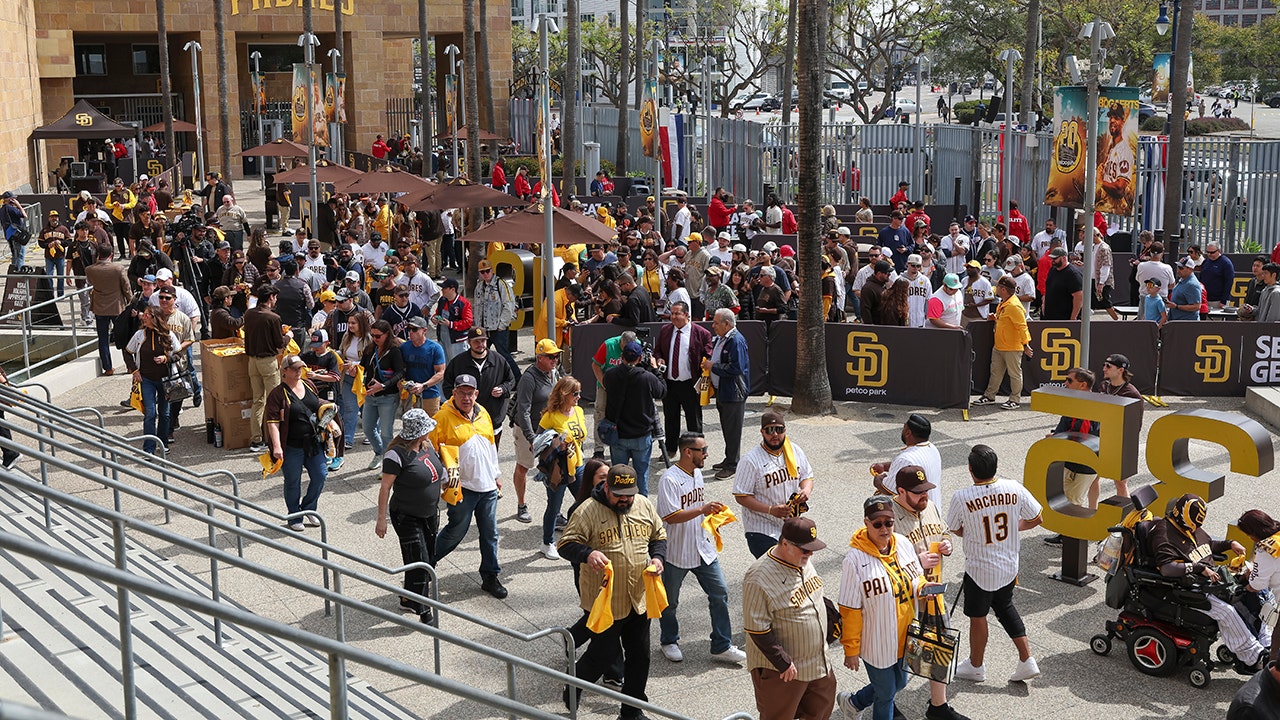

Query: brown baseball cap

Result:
[761,411,785,429]
[780,517,827,552]
[607,464,639,496]
[895,465,936,493]
[864,495,896,520]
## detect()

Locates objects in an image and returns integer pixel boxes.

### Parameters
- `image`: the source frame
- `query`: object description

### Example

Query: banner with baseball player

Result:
[1152,52,1194,106]
[640,79,658,159]
[1044,86,1087,209]
[250,71,266,113]
[291,64,329,148]
[1095,86,1139,216]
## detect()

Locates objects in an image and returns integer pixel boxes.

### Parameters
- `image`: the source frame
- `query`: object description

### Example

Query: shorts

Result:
[514,432,535,468]
[962,573,1016,618]
[1062,468,1098,507]
[1092,282,1113,309]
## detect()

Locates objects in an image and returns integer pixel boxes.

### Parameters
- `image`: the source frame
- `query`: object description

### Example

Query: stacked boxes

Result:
[199,339,254,450]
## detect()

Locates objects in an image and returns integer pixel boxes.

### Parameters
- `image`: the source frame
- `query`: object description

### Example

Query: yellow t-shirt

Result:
[539,405,588,477]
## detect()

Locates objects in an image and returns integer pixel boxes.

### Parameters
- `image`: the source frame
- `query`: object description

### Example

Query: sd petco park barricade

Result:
[1157,321,1280,396]
[969,321,1160,396]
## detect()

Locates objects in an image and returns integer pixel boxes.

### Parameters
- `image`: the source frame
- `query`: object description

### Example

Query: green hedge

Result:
[1185,117,1251,136]
[1141,115,1167,132]
[953,100,984,125]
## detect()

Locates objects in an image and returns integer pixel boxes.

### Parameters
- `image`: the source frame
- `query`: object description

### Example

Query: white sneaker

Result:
[835,691,865,720]
[710,645,747,664]
[367,456,381,471]
[954,658,986,682]
[661,643,683,662]
[540,543,561,560]
[1009,656,1041,682]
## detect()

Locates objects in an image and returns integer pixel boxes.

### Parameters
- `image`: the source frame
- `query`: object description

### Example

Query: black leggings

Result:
[962,573,1026,639]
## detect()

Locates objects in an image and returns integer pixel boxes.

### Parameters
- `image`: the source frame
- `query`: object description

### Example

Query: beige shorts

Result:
[1063,468,1098,507]
[515,432,535,468]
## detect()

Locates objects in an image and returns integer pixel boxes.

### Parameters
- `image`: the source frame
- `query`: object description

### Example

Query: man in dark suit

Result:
[656,301,714,457]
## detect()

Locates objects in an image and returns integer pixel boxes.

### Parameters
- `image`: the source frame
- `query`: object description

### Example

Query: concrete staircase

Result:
[0,477,414,720]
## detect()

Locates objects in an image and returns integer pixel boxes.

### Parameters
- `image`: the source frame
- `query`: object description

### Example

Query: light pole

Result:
[1155,0,1179,134]
[298,31,321,237]
[538,12,560,344]
[703,54,713,205]
[914,54,929,194]
[457,59,467,177]
[999,49,1021,227]
[1078,20,1114,365]
[250,50,265,190]
[327,48,342,161]
[652,36,663,239]
[183,41,204,183]
[445,44,461,178]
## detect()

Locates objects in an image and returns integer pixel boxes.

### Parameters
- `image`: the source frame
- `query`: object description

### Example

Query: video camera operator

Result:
[602,339,666,496]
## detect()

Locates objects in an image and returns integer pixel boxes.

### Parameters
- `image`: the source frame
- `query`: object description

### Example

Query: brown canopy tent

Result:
[399,179,525,211]
[239,138,313,158]
[335,165,434,195]
[30,100,142,191]
[273,161,363,184]
[459,204,617,246]
[142,120,199,133]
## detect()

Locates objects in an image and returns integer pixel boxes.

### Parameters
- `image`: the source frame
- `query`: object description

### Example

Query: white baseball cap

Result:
[762,241,779,253]
[155,268,175,281]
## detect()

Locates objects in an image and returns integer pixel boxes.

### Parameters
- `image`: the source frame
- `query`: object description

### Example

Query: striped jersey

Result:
[733,442,814,538]
[656,465,717,569]
[946,478,1043,591]
[838,531,925,668]
[880,442,943,508]
[742,549,832,682]
[891,497,950,583]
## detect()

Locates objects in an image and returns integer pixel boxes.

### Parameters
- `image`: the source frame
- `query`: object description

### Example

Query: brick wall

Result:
[1,0,44,191]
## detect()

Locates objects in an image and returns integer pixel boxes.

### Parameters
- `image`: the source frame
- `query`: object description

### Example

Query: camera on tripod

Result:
[634,327,666,376]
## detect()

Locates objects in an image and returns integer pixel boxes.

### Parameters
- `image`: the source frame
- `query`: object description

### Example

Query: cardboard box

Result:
[200,339,252,404]
[213,398,254,450]
[203,390,216,422]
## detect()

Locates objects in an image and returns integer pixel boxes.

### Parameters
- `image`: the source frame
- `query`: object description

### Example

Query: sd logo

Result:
[1194,335,1232,383]
[845,331,888,388]
[74,113,94,127]
[1039,327,1080,381]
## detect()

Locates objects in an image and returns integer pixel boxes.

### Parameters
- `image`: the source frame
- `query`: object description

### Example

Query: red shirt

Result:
[1007,209,1030,245]
[491,163,507,188]
[1037,253,1052,294]
[1093,211,1108,238]
[514,173,531,199]
[532,181,560,207]
[371,140,390,159]
[889,189,909,206]
[708,197,732,228]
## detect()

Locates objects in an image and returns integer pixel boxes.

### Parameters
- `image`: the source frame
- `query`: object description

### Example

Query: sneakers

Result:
[710,645,747,664]
[714,466,735,480]
[284,522,305,532]
[367,456,381,471]
[2,453,21,470]
[541,543,561,560]
[516,504,532,523]
[1000,400,1020,410]
[601,676,624,690]
[1009,656,1041,682]
[328,456,344,472]
[1043,533,1064,545]
[836,691,864,720]
[248,441,268,454]
[972,396,995,405]
[661,643,684,662]
[925,702,973,720]
[954,658,986,682]
[480,574,509,599]
[303,513,321,527]
[554,513,568,528]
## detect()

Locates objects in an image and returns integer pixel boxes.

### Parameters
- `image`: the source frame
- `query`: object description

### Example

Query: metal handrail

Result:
[0,469,755,720]
[0,282,95,383]
[0,700,74,720]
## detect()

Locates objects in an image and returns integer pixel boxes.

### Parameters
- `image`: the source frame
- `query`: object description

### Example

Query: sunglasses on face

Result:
[787,541,814,556]
[763,426,786,435]
[870,519,895,529]
[370,332,385,340]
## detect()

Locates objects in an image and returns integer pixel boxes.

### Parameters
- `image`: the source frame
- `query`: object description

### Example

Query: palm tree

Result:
[1019,0,1038,128]
[464,0,481,184]
[156,0,176,173]
[478,0,496,169]
[215,0,231,181]
[779,0,797,126]
[615,0,630,173]
[792,0,832,415]
[562,0,581,206]
[418,0,432,176]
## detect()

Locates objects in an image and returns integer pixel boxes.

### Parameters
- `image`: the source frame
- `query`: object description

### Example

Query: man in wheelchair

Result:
[1148,493,1270,673]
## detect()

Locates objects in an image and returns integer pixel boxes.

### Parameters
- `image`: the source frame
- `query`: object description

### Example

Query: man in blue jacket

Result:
[703,308,750,480]
[1200,242,1236,309]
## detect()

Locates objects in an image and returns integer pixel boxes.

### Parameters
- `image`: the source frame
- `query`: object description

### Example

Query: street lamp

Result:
[298,31,321,237]
[1155,0,1179,134]
[914,55,929,195]
[1078,19,1114,365]
[249,50,265,190]
[445,44,461,178]
[537,12,560,345]
[327,48,342,160]
[182,41,204,183]
[998,48,1021,227]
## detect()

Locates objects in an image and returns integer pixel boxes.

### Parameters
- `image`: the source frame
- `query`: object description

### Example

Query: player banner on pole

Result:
[1096,86,1139,216]
[445,75,457,133]
[334,73,347,124]
[323,72,336,123]
[291,64,309,141]
[640,79,658,158]
[1044,86,1087,209]
[1153,53,1171,105]
[250,71,266,113]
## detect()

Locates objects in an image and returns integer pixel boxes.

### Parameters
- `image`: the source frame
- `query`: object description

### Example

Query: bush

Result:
[1185,117,1251,136]
[1141,114,1167,132]
[953,100,984,125]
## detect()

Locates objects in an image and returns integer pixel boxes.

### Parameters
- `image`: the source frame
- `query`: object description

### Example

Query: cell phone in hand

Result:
[919,583,947,597]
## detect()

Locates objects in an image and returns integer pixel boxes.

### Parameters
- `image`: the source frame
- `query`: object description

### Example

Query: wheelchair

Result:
[1089,486,1271,689]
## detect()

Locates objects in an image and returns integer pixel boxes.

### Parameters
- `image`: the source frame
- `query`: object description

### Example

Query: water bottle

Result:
[205,419,216,444]
[213,424,223,448]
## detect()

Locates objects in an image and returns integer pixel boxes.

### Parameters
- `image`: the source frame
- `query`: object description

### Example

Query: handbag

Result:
[163,354,194,402]
[901,618,961,684]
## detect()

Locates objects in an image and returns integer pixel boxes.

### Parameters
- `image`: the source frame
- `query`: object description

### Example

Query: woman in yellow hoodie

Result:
[835,496,937,720]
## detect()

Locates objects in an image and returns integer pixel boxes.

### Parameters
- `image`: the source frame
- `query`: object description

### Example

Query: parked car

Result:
[733,92,771,111]
[1138,102,1157,122]
[1265,93,1280,108]
[893,98,920,114]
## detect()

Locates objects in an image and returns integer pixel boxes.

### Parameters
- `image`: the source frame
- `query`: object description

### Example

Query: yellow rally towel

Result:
[439,444,462,505]
[258,452,283,479]
[129,381,144,414]
[781,437,799,480]
[353,365,367,407]
[586,562,615,633]
[701,508,738,552]
[1260,531,1280,559]
[644,563,668,619]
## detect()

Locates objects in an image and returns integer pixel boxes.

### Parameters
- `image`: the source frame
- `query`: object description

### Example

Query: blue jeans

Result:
[45,256,65,296]
[7,231,25,269]
[851,660,908,720]
[746,532,778,559]
[282,444,328,515]
[339,374,359,447]
[95,315,115,372]
[435,488,501,576]
[543,466,582,544]
[362,393,400,457]
[139,375,169,455]
[610,434,653,495]
[659,557,733,653]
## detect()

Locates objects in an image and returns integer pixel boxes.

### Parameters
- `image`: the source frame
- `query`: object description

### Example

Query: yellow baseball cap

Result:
[535,338,563,355]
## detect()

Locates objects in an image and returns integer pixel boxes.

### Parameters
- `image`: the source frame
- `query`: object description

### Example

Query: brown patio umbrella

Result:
[142,119,198,133]
[334,165,434,195]
[459,203,617,246]
[239,138,313,157]
[272,161,363,184]
[432,127,507,142]
[399,179,526,211]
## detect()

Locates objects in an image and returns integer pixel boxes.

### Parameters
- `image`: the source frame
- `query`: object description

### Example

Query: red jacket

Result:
[1007,210,1030,244]
[371,140,390,159]
[514,173,531,199]
[491,163,507,188]
[532,180,559,207]
[1037,252,1052,295]
[889,189,909,207]
[708,197,732,228]
[1093,211,1108,238]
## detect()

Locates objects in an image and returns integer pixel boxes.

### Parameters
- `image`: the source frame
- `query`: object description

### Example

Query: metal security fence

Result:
[509,100,1280,251]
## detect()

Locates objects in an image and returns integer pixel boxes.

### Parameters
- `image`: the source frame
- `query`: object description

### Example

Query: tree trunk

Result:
[792,0,833,415]
[464,0,482,289]
[215,0,231,180]
[1019,0,1038,124]
[478,0,496,170]
[156,0,176,179]
[634,0,644,113]
[616,0,630,173]
[562,0,581,206]
[779,0,797,126]
[418,0,432,176]
[1162,2,1194,248]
